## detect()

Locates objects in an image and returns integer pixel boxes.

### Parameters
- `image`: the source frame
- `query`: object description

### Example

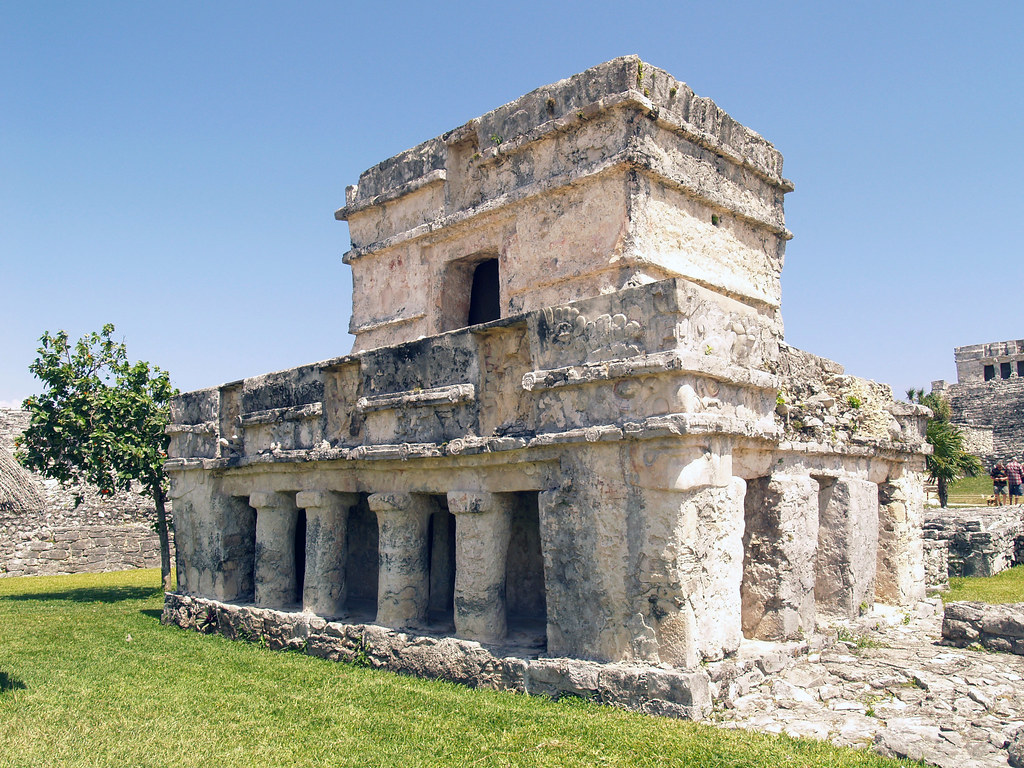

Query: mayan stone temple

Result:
[163,57,932,718]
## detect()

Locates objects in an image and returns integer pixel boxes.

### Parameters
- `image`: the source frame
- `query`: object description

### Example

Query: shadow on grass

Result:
[0,671,27,693]
[140,608,164,621]
[0,585,163,604]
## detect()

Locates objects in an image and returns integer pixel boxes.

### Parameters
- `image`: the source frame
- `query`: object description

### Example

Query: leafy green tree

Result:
[906,387,982,508]
[15,324,177,589]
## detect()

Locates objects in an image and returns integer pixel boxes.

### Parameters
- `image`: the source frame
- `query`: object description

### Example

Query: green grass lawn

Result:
[0,570,917,768]
[948,474,993,499]
[947,564,1024,604]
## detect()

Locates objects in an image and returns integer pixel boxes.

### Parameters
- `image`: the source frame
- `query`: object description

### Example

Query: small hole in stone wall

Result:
[711,214,721,227]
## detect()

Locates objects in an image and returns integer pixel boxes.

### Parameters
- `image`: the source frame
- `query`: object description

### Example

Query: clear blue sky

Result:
[3,1,1022,407]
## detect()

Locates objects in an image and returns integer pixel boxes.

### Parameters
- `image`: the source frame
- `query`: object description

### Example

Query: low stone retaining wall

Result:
[942,601,1024,655]
[164,593,722,720]
[924,507,1023,578]
[1,523,165,577]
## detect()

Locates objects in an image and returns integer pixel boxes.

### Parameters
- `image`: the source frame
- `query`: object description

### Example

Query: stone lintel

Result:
[164,413,787,475]
[238,403,323,427]
[521,350,778,393]
[355,383,475,413]
[165,421,217,435]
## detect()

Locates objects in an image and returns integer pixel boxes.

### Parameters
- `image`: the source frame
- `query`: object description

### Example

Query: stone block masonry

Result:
[165,57,931,715]
[2,524,163,577]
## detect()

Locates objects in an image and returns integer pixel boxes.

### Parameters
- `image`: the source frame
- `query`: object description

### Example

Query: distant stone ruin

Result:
[163,57,931,711]
[0,408,166,577]
[933,338,1024,465]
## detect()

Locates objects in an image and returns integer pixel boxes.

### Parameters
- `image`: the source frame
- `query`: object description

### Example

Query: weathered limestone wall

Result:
[337,56,792,353]
[0,408,169,577]
[923,538,950,590]
[166,274,929,668]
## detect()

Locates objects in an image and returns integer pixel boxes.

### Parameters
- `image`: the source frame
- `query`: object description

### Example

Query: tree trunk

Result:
[938,477,949,509]
[154,484,173,591]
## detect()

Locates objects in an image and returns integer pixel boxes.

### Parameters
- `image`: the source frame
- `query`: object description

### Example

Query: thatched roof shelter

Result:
[0,445,43,514]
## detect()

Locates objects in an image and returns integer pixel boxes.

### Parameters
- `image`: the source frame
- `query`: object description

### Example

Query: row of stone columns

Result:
[246,489,518,644]
[741,472,922,642]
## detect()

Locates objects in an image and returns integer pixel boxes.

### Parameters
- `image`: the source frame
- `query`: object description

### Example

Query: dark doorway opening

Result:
[293,510,307,606]
[505,492,547,649]
[345,494,379,622]
[467,258,501,326]
[427,497,456,630]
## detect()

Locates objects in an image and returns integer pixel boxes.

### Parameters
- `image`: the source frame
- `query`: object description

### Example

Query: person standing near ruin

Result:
[992,460,1009,505]
[1005,457,1023,505]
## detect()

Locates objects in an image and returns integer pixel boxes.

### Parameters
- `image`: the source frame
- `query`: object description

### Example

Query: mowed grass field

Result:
[946,564,1024,604]
[0,570,917,768]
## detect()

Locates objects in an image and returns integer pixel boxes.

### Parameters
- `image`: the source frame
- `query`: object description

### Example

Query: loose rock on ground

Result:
[713,600,1024,767]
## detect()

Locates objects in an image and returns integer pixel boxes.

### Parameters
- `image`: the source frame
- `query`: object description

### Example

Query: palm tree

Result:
[906,388,982,507]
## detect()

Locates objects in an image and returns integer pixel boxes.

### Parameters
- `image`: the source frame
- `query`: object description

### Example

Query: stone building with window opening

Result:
[932,338,1024,466]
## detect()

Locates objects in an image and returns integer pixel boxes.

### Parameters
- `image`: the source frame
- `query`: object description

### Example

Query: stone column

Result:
[448,491,513,643]
[168,470,256,601]
[876,470,926,605]
[628,438,745,668]
[816,476,879,618]
[741,472,819,641]
[250,491,300,610]
[368,492,432,629]
[296,490,357,618]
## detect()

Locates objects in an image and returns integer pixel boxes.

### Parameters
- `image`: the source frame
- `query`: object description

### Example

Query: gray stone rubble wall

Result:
[942,601,1024,655]
[0,407,170,577]
[925,507,1023,578]
[163,592,713,720]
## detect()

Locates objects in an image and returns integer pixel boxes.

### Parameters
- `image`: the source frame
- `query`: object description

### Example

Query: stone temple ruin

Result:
[932,338,1024,466]
[164,57,932,708]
